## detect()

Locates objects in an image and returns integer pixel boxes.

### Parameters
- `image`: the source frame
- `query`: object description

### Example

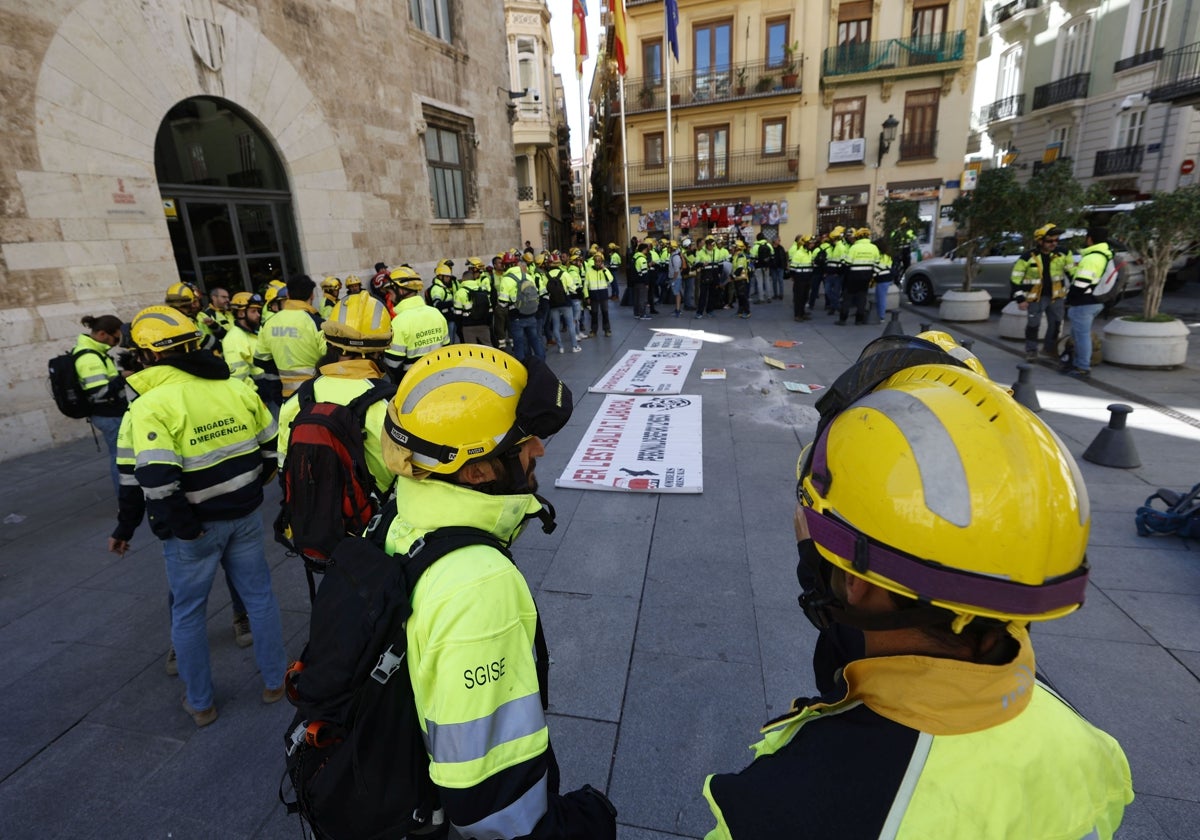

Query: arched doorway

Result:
[155,96,304,294]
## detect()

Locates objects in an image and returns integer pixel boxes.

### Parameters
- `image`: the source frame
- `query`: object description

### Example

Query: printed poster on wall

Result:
[589,349,698,394]
[555,394,703,493]
[645,332,704,351]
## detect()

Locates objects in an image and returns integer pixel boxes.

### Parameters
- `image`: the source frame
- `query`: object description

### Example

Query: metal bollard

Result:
[1082,403,1141,469]
[1011,363,1041,412]
[882,310,905,337]
[919,323,932,333]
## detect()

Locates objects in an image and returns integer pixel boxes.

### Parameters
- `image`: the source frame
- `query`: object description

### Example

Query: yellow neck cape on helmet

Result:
[387,266,424,293]
[323,291,392,352]
[131,305,203,352]
[797,335,1090,627]
[381,347,571,483]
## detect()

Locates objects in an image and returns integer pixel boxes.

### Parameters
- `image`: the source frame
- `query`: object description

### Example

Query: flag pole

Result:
[618,72,633,255]
[579,75,591,251]
[664,7,674,247]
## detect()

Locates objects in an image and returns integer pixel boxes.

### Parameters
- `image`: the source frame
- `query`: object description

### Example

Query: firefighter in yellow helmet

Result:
[319,276,342,320]
[344,274,363,295]
[376,347,616,836]
[254,275,326,409]
[223,292,265,386]
[166,282,223,351]
[1011,223,1070,361]
[262,280,288,324]
[381,266,449,383]
[429,260,459,344]
[703,334,1132,839]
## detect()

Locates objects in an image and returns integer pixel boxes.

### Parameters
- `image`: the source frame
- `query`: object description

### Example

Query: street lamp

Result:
[877,114,899,167]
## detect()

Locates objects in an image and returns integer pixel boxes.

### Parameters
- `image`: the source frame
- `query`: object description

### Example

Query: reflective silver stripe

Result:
[135,448,183,468]
[451,770,548,840]
[80,373,109,387]
[184,465,261,504]
[406,341,444,359]
[1072,278,1095,288]
[855,390,971,527]
[877,732,933,840]
[1080,830,1100,840]
[372,303,385,331]
[278,367,316,379]
[142,481,180,500]
[257,418,279,443]
[182,438,259,471]
[426,692,544,765]
[116,446,134,461]
[118,474,140,487]
[401,366,516,414]
[389,341,410,355]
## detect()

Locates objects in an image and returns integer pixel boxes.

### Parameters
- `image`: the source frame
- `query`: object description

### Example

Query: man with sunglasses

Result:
[702,335,1132,839]
[1012,223,1072,361]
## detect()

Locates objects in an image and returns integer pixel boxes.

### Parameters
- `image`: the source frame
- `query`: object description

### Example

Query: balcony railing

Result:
[616,58,800,115]
[621,146,799,195]
[1094,146,1145,177]
[1032,73,1090,110]
[517,186,535,201]
[994,0,1040,25]
[980,94,1025,123]
[1149,41,1200,103]
[822,30,965,77]
[899,131,938,160]
[1114,48,1163,74]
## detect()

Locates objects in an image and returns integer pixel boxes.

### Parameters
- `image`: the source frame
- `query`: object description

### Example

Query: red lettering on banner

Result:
[573,469,607,480]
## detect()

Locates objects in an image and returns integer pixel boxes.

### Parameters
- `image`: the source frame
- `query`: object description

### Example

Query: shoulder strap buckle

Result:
[370,645,406,685]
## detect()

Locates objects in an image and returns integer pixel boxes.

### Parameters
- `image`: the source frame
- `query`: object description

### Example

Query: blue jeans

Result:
[549,305,579,350]
[875,281,891,320]
[1068,302,1103,371]
[823,273,843,312]
[771,266,785,299]
[570,299,584,335]
[509,314,545,362]
[165,512,286,711]
[91,414,122,496]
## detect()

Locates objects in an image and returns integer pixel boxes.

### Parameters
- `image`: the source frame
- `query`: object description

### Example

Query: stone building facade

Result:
[0,0,521,461]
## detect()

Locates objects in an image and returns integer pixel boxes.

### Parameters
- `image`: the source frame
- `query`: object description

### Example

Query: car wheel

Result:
[906,274,934,306]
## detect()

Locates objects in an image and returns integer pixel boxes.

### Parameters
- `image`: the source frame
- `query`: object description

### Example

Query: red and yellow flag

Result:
[612,0,629,75]
[573,0,589,79]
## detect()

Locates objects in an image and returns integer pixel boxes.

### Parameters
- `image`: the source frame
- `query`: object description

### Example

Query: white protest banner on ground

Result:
[589,350,698,394]
[555,394,703,493]
[645,332,704,351]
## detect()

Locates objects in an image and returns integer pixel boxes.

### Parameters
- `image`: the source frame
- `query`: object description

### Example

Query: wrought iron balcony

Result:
[1094,146,1145,177]
[993,0,1040,25]
[1149,41,1200,104]
[1114,48,1163,74]
[616,58,800,115]
[1032,73,1089,110]
[621,146,799,195]
[898,131,938,160]
[980,94,1025,123]
[822,31,965,77]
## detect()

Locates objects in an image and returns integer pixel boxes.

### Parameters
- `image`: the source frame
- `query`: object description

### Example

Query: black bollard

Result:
[919,322,932,333]
[1083,404,1141,469]
[961,339,974,351]
[1011,363,1041,412]
[882,310,905,337]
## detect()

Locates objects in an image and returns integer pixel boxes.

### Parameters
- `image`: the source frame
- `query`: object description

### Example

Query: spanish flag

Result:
[573,0,588,79]
[612,0,629,75]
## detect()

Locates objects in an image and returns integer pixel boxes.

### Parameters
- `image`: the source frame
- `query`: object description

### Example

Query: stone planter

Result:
[938,289,991,322]
[999,300,1045,340]
[1101,316,1190,369]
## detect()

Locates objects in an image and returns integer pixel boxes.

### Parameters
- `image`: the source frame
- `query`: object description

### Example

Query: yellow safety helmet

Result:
[322,291,393,353]
[387,266,424,293]
[669,240,679,250]
[230,291,264,312]
[915,330,988,378]
[799,234,813,244]
[434,261,455,278]
[381,347,572,478]
[344,274,363,291]
[607,242,619,250]
[165,282,199,308]
[130,305,203,352]
[829,226,845,239]
[1034,223,1062,241]
[796,338,1090,626]
[466,257,485,272]
[857,227,872,239]
[321,276,342,293]
[263,283,288,307]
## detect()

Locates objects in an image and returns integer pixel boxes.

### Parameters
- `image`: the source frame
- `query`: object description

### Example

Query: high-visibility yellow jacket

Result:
[385,295,449,380]
[1012,249,1072,302]
[453,275,493,324]
[704,624,1132,839]
[384,476,613,838]
[254,301,326,400]
[222,323,260,388]
[846,238,881,272]
[787,243,817,269]
[1068,243,1115,305]
[584,263,613,293]
[73,333,126,417]
[117,351,277,541]
[277,359,394,493]
[320,294,339,320]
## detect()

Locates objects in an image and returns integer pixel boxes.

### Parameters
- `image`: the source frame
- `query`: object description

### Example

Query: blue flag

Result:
[665,0,679,62]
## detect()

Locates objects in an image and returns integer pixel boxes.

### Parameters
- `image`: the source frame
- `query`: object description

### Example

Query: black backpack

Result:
[756,241,773,263]
[280,512,548,840]
[546,270,569,307]
[274,378,396,600]
[48,348,105,419]
[466,285,492,325]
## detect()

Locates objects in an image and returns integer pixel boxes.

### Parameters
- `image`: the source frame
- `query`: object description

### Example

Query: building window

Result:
[644,132,665,168]
[901,89,939,159]
[1116,109,1145,149]
[1057,17,1092,79]
[910,3,947,65]
[643,39,663,87]
[1050,125,1071,155]
[766,18,790,69]
[763,118,786,156]
[694,20,733,73]
[837,1,872,46]
[423,110,472,219]
[1135,0,1167,55]
[695,125,729,183]
[410,0,452,42]
[997,45,1023,100]
[832,97,865,141]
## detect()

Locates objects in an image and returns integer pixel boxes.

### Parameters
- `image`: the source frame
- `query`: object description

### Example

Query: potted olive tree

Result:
[1104,186,1199,368]
[944,167,1022,321]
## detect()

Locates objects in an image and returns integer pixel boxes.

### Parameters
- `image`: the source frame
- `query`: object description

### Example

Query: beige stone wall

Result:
[0,0,521,461]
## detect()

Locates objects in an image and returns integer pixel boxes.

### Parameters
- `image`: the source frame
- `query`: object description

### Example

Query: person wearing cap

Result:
[1012,224,1071,361]
[563,251,588,340]
[429,260,459,345]
[110,305,286,728]
[223,292,264,387]
[631,241,652,320]
[166,282,222,352]
[694,235,721,318]
[819,227,847,315]
[1063,227,1113,379]
[787,234,818,321]
[607,241,623,301]
[454,258,494,346]
[752,232,773,305]
[382,266,449,383]
[838,227,880,326]
[74,314,128,494]
[702,334,1132,838]
[319,277,342,320]
[254,274,326,409]
[344,274,363,295]
[584,251,614,336]
[377,349,618,838]
[262,279,288,325]
[371,261,390,292]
